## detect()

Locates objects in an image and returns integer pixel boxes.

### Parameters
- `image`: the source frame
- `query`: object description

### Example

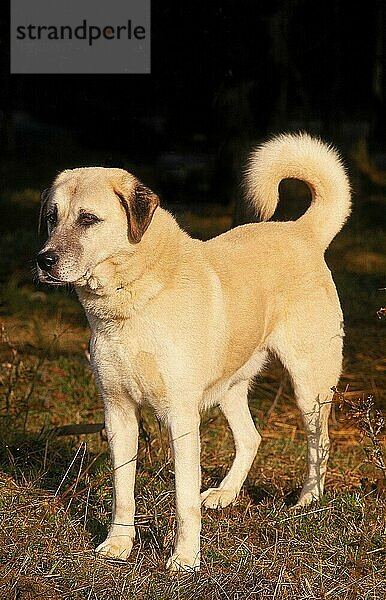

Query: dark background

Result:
[0,0,385,212]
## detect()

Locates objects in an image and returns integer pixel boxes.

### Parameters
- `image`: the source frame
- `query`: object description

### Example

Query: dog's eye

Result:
[78,213,101,227]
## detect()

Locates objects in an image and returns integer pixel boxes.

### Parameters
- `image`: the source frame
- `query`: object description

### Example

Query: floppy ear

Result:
[117,180,159,244]
[38,188,51,235]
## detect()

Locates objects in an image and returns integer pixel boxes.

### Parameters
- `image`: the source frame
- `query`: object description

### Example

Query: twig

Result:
[333,387,386,479]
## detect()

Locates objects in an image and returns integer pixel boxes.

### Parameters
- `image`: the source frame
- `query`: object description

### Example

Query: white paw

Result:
[201,487,238,509]
[166,552,200,573]
[95,536,134,561]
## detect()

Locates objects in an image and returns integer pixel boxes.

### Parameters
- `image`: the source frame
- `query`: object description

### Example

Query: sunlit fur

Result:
[38,132,351,571]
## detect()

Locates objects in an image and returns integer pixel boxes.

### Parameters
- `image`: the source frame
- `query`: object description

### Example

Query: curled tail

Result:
[244,132,351,249]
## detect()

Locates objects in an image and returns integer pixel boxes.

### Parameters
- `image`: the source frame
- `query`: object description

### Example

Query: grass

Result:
[0,186,385,599]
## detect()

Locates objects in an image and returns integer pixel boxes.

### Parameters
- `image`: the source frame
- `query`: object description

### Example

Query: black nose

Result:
[37,250,59,272]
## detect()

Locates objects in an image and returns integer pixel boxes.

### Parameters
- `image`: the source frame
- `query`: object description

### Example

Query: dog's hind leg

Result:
[201,379,261,509]
[293,388,334,509]
[270,322,343,508]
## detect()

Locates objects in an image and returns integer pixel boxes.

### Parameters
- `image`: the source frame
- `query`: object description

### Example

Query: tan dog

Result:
[37,133,351,571]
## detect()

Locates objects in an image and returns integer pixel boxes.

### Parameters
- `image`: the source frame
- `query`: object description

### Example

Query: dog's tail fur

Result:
[244,132,351,249]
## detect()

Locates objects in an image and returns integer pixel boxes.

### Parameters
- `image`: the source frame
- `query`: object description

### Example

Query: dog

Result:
[37,132,351,571]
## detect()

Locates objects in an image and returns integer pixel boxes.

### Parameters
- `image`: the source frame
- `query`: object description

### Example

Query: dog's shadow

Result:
[202,466,301,509]
[245,482,301,508]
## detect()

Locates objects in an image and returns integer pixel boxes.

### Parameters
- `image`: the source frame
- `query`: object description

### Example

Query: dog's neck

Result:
[75,208,185,323]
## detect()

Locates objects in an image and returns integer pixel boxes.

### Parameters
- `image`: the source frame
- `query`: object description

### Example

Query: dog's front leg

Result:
[96,398,139,561]
[166,408,201,572]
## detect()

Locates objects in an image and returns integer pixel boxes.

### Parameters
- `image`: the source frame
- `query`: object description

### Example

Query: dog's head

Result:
[36,167,159,285]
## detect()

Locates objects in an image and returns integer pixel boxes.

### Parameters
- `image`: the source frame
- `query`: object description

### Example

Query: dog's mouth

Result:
[39,271,69,285]
[38,267,93,287]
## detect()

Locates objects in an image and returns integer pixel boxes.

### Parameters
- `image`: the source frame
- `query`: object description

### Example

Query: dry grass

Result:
[0,193,385,599]
[0,311,384,599]
[0,473,385,599]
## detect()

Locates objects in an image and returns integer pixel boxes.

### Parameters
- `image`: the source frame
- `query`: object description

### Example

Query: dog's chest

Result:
[90,324,167,409]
